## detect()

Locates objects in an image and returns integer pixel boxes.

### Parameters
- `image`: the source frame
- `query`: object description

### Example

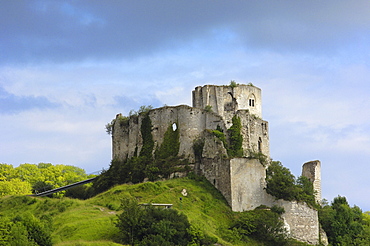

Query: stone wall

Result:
[112,105,269,162]
[229,158,274,211]
[276,200,320,245]
[112,105,226,162]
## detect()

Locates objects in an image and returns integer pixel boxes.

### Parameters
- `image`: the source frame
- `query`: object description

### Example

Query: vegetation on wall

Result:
[227,115,243,158]
[192,138,205,162]
[204,105,213,112]
[265,161,317,208]
[139,113,154,158]
[211,125,227,150]
[229,80,238,88]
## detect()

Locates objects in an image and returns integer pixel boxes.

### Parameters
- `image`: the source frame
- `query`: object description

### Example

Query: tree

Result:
[116,198,192,246]
[265,161,297,201]
[115,198,145,246]
[319,196,367,246]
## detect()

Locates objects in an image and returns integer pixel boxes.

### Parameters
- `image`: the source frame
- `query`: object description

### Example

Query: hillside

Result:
[0,176,277,246]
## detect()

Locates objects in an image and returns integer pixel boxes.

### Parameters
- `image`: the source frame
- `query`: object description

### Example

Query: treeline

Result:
[0,163,94,198]
[320,196,370,245]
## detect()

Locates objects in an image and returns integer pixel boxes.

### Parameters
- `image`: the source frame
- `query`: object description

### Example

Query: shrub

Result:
[229,80,238,88]
[116,198,192,246]
[231,208,288,246]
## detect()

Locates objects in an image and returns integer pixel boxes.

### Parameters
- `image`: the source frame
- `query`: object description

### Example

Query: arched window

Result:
[249,94,256,107]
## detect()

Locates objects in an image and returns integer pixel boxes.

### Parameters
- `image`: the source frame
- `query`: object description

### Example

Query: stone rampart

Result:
[276,200,320,245]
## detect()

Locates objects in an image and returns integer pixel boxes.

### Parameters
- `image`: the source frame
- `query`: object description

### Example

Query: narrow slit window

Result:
[249,99,255,107]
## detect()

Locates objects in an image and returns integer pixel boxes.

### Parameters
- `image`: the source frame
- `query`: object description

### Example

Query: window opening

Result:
[258,137,262,153]
[249,99,255,107]
[172,123,177,131]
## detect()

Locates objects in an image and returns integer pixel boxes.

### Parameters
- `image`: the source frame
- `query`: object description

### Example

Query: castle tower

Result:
[192,84,262,125]
[302,160,322,204]
[192,84,269,157]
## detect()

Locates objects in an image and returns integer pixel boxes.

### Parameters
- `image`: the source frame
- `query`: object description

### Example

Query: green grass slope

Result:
[0,177,262,245]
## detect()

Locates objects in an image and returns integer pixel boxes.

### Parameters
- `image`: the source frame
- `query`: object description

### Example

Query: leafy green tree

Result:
[319,196,368,246]
[12,213,52,246]
[265,161,297,201]
[116,197,192,246]
[0,179,32,197]
[0,164,16,181]
[115,198,145,246]
[265,162,317,207]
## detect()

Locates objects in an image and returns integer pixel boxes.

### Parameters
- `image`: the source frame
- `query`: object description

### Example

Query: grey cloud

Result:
[1,1,370,64]
[0,87,59,114]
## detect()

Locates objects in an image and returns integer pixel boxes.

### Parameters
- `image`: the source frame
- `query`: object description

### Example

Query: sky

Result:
[1,0,370,210]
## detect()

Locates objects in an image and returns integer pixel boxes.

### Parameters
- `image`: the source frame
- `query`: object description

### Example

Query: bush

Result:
[230,208,288,246]
[116,198,192,246]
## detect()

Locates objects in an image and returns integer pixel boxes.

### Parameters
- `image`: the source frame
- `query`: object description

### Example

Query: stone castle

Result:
[111,84,326,245]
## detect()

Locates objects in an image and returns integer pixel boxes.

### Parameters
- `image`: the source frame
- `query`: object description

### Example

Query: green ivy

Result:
[227,116,243,158]
[155,123,180,160]
[139,114,154,158]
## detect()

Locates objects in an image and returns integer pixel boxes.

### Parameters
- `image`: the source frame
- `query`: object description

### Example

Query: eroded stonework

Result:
[111,84,325,245]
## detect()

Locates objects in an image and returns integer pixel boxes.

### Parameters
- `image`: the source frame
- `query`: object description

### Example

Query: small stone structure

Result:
[111,84,326,245]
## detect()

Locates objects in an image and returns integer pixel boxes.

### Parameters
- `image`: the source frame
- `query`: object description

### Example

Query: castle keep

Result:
[111,84,324,245]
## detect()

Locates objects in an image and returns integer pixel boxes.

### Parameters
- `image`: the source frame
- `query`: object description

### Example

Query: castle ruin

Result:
[111,83,325,245]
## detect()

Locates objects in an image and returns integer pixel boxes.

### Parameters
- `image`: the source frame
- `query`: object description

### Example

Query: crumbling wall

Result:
[276,200,320,245]
[112,105,226,162]
[237,110,270,157]
[230,158,274,211]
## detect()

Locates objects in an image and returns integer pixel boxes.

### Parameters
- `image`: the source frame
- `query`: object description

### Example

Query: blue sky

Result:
[1,0,370,210]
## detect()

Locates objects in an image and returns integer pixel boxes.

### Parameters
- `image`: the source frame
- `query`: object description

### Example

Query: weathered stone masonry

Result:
[111,84,326,245]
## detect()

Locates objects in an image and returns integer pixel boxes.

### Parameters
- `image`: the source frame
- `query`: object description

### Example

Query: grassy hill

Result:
[0,176,266,246]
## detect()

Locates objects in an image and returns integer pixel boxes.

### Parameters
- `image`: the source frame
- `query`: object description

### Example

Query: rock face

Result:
[111,84,326,245]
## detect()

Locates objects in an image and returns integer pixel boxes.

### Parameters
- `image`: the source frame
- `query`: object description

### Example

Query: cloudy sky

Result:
[1,1,370,209]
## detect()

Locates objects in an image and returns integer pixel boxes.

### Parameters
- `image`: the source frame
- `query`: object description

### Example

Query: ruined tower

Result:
[302,160,322,203]
[192,84,269,157]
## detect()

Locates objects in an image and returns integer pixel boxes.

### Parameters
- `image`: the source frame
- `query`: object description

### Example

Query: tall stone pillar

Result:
[302,160,321,204]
